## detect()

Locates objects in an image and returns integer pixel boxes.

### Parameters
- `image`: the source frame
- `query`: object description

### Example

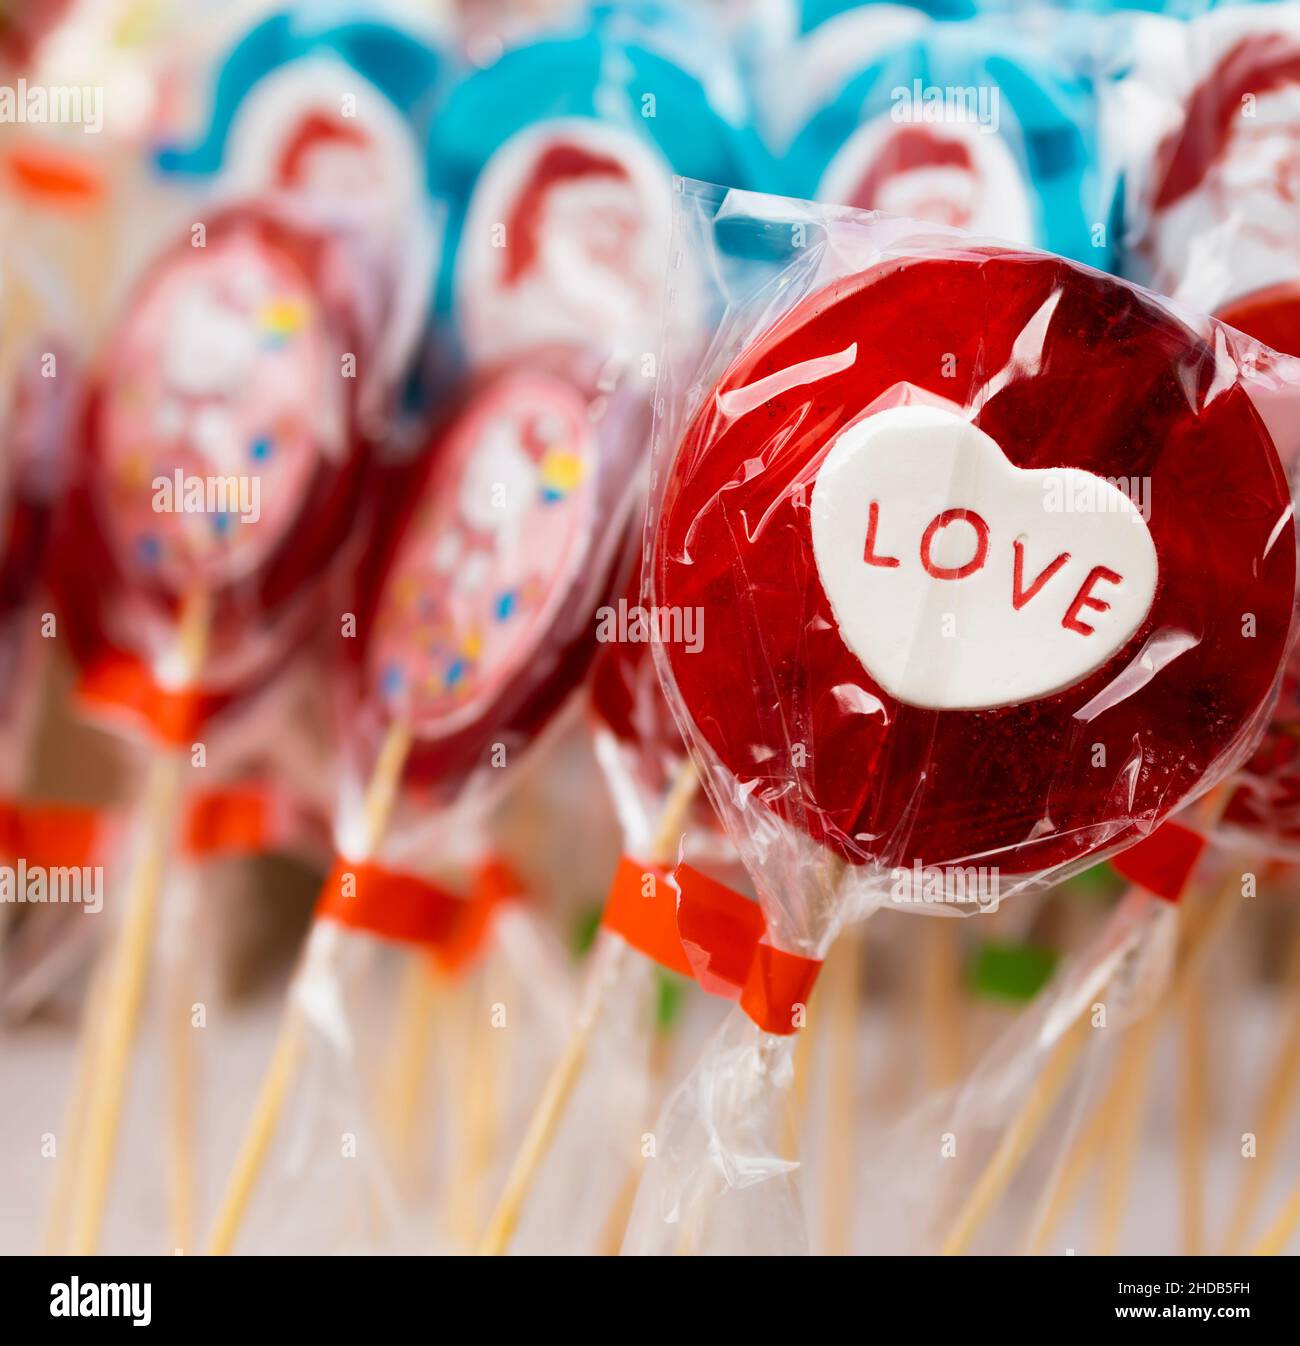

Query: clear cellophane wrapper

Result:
[856,877,1178,1253]
[238,337,654,1251]
[253,729,604,1254]
[624,179,1300,1254]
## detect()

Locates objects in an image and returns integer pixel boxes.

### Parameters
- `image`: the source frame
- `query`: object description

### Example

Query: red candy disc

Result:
[54,206,372,705]
[655,250,1296,879]
[358,350,646,800]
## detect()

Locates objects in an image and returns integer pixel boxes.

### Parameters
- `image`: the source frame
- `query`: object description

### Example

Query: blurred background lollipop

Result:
[46,199,388,1255]
[205,342,649,1254]
[155,4,448,413]
[772,8,1105,263]
[430,0,771,369]
[1115,4,1300,359]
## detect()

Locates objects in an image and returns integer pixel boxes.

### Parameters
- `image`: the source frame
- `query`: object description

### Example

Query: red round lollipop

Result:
[351,348,646,806]
[53,204,374,712]
[654,249,1296,881]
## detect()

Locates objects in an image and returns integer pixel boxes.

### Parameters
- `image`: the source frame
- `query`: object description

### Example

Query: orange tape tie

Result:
[0,799,108,868]
[76,650,213,747]
[315,859,462,948]
[601,855,821,1035]
[315,855,524,963]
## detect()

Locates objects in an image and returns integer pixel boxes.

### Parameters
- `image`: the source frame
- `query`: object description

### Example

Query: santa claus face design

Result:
[817,113,1035,244]
[370,371,600,737]
[457,119,675,363]
[1147,39,1300,314]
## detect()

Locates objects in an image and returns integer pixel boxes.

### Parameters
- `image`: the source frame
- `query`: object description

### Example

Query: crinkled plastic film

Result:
[856,884,1180,1254]
[625,179,1300,1254]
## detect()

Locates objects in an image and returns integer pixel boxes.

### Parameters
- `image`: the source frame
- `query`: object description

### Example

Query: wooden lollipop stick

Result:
[921,918,964,1089]
[68,748,186,1254]
[597,1029,673,1255]
[782,981,820,1162]
[64,589,211,1255]
[163,931,198,1253]
[1095,1012,1159,1255]
[942,1013,1091,1256]
[952,864,1243,1257]
[40,959,111,1253]
[205,1007,307,1256]
[822,930,862,1254]
[377,952,444,1169]
[1222,918,1300,1252]
[447,969,501,1248]
[204,719,412,1256]
[1178,973,1209,1255]
[1022,1012,1153,1254]
[477,758,699,1256]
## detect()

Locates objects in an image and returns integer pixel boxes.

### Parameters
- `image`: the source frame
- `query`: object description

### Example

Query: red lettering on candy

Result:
[863,501,900,568]
[919,508,989,581]
[1012,540,1071,611]
[1062,566,1123,636]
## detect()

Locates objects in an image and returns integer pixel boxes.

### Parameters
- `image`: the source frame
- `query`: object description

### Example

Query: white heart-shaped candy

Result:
[810,403,1158,710]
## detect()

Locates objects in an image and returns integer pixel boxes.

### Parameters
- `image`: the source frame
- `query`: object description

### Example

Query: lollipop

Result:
[627,187,1295,1253]
[47,203,379,1255]
[205,348,648,1254]
[1125,6,1300,358]
[657,253,1292,883]
[430,0,768,364]
[778,12,1103,263]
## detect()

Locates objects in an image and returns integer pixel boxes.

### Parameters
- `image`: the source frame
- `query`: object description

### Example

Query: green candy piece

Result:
[1062,862,1126,902]
[572,906,602,958]
[972,942,1059,1003]
[653,969,689,1034]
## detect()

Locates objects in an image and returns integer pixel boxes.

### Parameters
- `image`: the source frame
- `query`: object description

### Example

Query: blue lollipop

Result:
[430,1,771,363]
[781,13,1106,266]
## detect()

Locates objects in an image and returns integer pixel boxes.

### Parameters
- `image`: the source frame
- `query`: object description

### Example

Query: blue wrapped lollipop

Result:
[779,12,1106,266]
[430,1,771,365]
